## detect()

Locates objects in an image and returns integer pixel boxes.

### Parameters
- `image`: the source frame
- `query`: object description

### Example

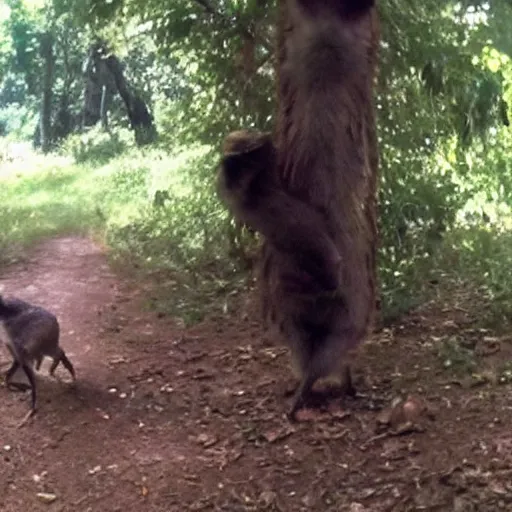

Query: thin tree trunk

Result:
[39,32,55,153]
[100,85,110,131]
[83,41,157,145]
[102,51,157,145]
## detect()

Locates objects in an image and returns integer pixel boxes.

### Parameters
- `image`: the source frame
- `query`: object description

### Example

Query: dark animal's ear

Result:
[222,130,271,156]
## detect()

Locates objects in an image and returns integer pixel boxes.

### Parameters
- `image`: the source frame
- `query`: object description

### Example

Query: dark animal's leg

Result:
[342,364,357,397]
[5,361,32,392]
[20,362,37,412]
[59,352,76,380]
[35,356,43,371]
[6,361,19,384]
[288,370,316,421]
[50,349,75,380]
[288,334,356,420]
[49,357,59,376]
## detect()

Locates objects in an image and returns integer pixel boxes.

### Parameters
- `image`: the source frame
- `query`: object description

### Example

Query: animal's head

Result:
[219,130,275,193]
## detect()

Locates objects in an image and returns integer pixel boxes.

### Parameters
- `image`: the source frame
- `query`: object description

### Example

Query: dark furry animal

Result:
[0,295,75,415]
[260,0,380,419]
[218,129,343,294]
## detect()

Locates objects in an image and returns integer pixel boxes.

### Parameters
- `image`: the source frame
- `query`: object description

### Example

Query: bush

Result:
[60,126,130,164]
[0,103,37,140]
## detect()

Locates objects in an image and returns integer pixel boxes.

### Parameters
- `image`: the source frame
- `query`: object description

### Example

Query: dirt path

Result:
[1,236,512,511]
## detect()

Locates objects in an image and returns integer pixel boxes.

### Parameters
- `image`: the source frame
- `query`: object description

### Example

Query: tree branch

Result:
[192,0,273,54]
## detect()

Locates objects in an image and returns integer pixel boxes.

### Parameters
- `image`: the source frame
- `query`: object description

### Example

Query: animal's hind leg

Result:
[288,335,357,420]
[5,361,19,384]
[59,352,75,381]
[20,362,37,413]
[50,349,75,381]
[288,370,316,421]
[5,361,31,392]
[341,364,356,397]
[49,356,60,377]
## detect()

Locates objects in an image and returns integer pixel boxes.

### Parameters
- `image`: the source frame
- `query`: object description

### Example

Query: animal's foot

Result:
[7,382,32,392]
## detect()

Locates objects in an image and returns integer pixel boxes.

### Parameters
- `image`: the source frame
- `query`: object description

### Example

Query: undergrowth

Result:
[2,131,512,327]
[0,131,242,324]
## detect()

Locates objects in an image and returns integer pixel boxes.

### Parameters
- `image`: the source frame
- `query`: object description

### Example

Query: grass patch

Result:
[4,134,512,328]
[0,138,243,323]
[433,226,512,330]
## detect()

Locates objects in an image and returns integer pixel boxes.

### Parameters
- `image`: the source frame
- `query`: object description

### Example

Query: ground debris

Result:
[4,236,512,511]
[376,394,435,433]
[36,492,57,504]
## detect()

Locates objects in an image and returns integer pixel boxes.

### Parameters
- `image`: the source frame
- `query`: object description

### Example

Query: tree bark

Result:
[102,49,157,145]
[100,85,110,131]
[82,43,113,128]
[82,41,157,145]
[39,32,55,153]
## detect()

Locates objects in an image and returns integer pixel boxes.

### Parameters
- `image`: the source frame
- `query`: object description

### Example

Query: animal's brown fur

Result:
[260,0,380,418]
[218,130,346,294]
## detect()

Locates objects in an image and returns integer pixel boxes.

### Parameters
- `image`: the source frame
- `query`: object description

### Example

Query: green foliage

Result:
[61,126,130,164]
[73,0,512,323]
[0,102,37,138]
[0,139,247,322]
[436,226,512,329]
[104,145,233,273]
[0,152,98,264]
[436,335,478,376]
[3,0,512,325]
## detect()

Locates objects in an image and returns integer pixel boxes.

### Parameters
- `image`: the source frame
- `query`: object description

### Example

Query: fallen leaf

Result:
[263,427,294,443]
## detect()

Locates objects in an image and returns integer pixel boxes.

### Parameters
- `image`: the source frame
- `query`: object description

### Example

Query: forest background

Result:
[1,0,512,329]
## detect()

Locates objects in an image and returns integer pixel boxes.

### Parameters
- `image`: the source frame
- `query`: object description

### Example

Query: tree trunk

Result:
[102,50,157,146]
[39,32,55,153]
[82,48,106,127]
[52,28,79,140]
[100,85,110,131]
[82,41,157,145]
[53,92,72,141]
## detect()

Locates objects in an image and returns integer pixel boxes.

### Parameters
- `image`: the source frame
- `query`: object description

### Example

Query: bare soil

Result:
[1,236,512,511]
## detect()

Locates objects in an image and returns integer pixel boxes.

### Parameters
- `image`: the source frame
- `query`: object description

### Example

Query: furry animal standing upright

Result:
[261,0,380,418]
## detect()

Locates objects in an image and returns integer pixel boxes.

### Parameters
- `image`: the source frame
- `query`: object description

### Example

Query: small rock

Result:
[88,465,102,475]
[301,494,315,507]
[259,491,277,507]
[377,395,434,432]
[36,492,57,504]
[294,408,323,422]
[32,473,45,483]
[196,433,217,447]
